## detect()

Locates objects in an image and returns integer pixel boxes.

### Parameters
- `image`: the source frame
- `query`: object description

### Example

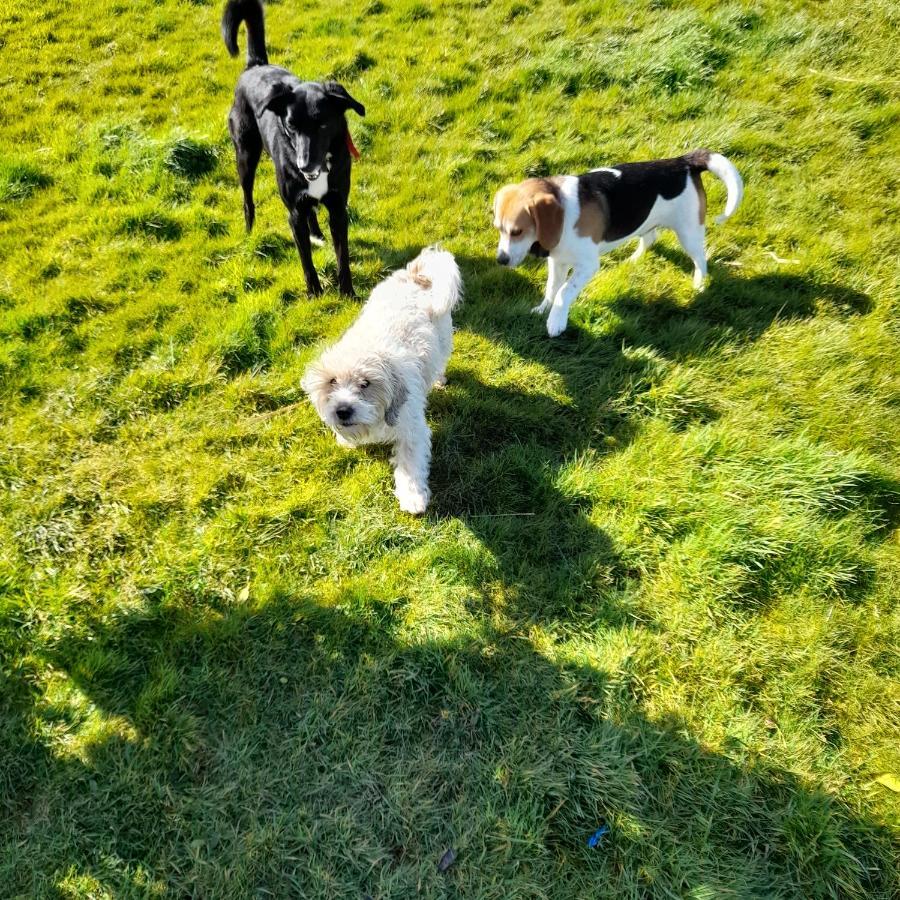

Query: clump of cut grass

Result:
[329,50,378,81]
[0,159,52,201]
[212,302,278,376]
[163,136,219,180]
[119,209,183,241]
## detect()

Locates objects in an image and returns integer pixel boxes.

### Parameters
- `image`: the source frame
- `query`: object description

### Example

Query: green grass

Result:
[1,0,899,896]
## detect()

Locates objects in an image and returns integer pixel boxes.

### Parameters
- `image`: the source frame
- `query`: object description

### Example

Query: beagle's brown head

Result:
[493,178,564,267]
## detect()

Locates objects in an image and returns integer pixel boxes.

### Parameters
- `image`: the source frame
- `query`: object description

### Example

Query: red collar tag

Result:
[346,128,361,160]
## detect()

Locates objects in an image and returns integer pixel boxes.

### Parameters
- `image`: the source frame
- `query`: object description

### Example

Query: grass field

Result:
[2,0,899,896]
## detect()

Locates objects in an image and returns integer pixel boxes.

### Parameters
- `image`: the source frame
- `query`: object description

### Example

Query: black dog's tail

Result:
[222,0,268,68]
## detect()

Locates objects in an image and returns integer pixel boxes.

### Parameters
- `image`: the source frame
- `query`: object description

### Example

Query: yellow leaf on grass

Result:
[237,584,250,603]
[874,774,900,792]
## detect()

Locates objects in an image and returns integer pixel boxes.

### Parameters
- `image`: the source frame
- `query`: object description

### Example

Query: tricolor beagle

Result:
[492,150,743,336]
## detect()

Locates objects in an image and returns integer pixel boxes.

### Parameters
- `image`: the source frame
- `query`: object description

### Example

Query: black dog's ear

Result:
[255,83,294,118]
[324,82,365,117]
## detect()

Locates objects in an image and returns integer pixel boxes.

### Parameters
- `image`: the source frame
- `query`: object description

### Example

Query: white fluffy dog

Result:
[302,247,462,514]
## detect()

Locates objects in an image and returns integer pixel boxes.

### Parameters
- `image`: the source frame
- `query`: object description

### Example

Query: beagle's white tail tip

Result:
[706,152,744,224]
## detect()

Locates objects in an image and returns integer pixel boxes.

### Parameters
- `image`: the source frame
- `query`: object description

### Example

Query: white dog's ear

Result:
[384,363,408,426]
[301,360,330,405]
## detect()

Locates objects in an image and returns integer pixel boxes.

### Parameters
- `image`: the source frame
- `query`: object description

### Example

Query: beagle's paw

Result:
[546,307,569,337]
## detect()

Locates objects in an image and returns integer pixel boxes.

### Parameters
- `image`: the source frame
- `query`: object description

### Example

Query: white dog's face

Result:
[302,355,405,441]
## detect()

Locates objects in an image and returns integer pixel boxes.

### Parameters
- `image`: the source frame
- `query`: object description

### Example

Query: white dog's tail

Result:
[705,152,744,225]
[405,246,462,318]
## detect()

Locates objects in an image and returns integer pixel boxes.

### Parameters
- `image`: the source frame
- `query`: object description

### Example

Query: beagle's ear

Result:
[527,192,563,251]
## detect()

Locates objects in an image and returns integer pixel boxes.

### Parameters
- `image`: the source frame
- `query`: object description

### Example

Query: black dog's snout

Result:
[496,250,510,266]
[335,404,354,422]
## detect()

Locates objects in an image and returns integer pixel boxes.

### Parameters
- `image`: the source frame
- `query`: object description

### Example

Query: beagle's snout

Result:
[496,250,510,266]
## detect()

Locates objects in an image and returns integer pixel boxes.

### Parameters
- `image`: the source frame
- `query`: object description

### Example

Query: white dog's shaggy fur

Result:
[302,247,462,514]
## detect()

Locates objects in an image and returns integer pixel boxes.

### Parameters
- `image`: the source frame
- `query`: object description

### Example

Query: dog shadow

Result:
[610,243,873,355]
[428,368,634,628]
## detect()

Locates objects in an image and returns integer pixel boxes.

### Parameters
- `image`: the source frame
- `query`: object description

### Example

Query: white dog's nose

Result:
[335,404,353,422]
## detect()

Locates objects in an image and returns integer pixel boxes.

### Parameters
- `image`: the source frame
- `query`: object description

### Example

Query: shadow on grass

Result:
[3,595,898,897]
[4,252,891,896]
[421,251,876,623]
[611,245,873,356]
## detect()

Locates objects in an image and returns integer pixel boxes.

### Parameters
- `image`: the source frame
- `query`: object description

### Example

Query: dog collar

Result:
[346,128,360,160]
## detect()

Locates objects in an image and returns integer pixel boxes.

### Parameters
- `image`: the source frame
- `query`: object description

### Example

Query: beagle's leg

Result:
[532,256,569,315]
[629,228,657,261]
[546,259,599,337]
[675,223,708,290]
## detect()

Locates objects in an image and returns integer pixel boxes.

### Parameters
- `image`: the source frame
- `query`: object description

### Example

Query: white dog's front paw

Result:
[546,307,568,337]
[395,483,430,515]
[531,300,551,315]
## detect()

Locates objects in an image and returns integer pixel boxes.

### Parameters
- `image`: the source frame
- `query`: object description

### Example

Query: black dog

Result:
[222,0,365,296]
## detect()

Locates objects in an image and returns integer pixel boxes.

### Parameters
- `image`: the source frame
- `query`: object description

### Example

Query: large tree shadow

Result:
[3,595,898,897]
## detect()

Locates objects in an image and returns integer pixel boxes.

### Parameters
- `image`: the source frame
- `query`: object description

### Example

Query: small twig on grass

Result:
[545,798,567,823]
[764,250,800,264]
[466,512,536,518]
[807,67,900,85]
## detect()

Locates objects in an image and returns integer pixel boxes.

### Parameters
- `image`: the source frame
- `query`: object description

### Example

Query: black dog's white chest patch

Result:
[305,171,329,199]
[303,152,333,200]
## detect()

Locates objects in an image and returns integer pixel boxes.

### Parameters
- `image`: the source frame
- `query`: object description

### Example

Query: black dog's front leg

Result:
[288,203,323,296]
[307,208,324,243]
[323,194,354,297]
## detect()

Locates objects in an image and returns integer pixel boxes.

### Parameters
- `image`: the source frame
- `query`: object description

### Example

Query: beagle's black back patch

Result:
[579,151,710,241]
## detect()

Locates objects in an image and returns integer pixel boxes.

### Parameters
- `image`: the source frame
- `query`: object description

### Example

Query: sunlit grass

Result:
[1,0,898,896]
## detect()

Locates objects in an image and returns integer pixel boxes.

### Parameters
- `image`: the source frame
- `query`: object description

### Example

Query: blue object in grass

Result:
[587,824,610,848]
